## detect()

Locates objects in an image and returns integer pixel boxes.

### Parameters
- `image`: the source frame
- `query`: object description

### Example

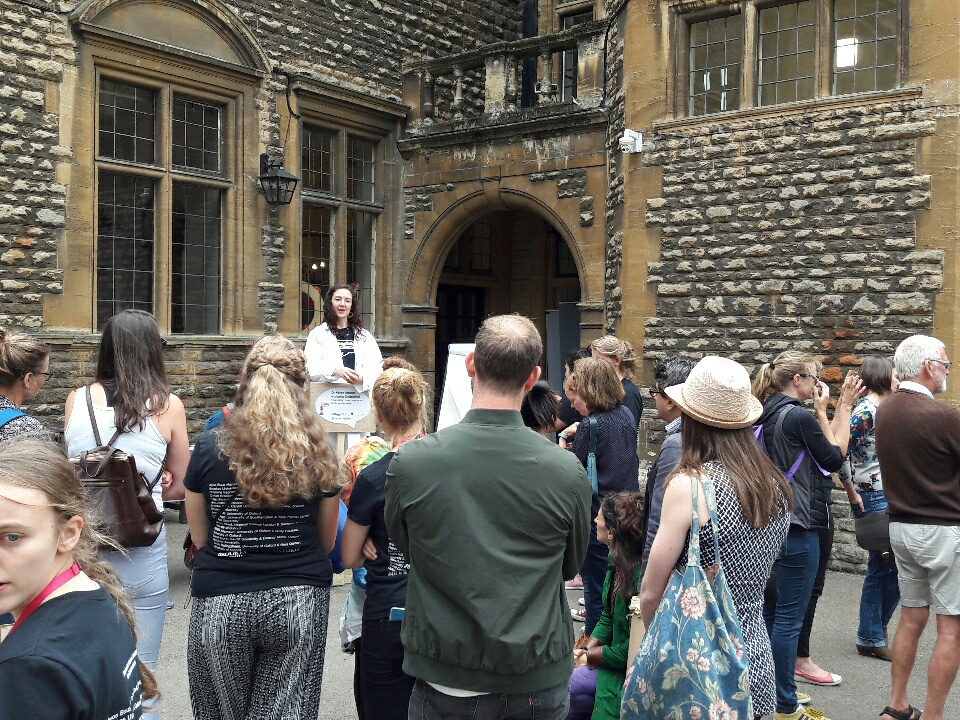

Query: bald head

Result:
[472,314,543,394]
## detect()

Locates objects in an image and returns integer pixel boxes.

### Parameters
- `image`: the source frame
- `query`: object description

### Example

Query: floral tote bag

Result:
[621,473,752,720]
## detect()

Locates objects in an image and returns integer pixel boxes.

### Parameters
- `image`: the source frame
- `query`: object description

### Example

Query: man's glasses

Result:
[648,386,664,397]
[798,373,820,383]
[928,358,953,370]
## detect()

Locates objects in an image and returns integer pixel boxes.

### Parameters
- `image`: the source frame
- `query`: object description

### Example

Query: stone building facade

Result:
[2,0,957,570]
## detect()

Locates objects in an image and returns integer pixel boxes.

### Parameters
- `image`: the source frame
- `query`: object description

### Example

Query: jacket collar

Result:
[460,408,526,427]
[897,381,934,399]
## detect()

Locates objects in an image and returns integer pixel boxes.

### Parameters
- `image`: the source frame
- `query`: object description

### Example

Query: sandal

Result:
[880,705,921,720]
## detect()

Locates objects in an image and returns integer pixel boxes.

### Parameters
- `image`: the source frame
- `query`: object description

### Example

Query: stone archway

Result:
[401,185,602,404]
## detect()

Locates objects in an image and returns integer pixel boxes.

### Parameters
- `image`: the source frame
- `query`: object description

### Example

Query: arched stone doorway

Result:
[433,209,583,410]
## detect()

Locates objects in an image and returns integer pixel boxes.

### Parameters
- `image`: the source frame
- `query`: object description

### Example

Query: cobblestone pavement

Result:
[158,512,958,719]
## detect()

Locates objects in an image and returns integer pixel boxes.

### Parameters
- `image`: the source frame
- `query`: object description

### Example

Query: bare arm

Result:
[340,519,372,569]
[639,473,708,627]
[185,489,209,547]
[158,394,190,501]
[317,494,341,555]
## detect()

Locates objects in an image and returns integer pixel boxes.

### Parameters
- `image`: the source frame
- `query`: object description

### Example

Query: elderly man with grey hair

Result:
[875,334,960,720]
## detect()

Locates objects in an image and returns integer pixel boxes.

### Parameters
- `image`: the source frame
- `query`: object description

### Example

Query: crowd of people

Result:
[0,299,958,720]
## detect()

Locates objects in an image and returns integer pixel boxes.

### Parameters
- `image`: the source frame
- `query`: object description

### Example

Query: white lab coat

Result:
[304,323,383,393]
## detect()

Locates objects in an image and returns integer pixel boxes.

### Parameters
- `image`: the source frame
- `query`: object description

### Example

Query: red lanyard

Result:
[10,562,81,634]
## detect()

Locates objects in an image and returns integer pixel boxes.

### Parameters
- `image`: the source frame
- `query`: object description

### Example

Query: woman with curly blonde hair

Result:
[184,335,342,720]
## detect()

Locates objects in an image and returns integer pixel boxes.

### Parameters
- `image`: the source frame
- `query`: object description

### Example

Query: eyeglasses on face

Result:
[928,358,953,370]
[29,371,53,381]
[648,386,664,397]
[797,372,820,383]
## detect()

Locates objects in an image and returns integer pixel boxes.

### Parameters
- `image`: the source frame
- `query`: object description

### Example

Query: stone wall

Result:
[641,93,937,573]
[603,0,628,331]
[643,94,938,372]
[231,0,522,102]
[30,336,250,439]
[0,0,71,330]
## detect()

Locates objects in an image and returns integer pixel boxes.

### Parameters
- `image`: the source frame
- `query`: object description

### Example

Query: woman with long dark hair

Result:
[843,356,900,661]
[0,438,158,719]
[340,365,429,720]
[184,335,342,720]
[304,283,383,392]
[638,356,791,719]
[567,491,645,720]
[63,309,190,720]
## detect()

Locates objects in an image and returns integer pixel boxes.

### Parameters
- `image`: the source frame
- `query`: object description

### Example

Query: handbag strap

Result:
[700,471,723,567]
[0,408,26,429]
[588,415,598,456]
[687,474,701,567]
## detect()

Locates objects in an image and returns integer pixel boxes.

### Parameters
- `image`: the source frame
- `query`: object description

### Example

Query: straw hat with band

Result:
[664,356,763,430]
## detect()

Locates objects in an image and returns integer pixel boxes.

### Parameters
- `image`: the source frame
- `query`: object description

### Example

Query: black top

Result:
[347,452,410,620]
[0,587,145,720]
[621,379,644,426]
[558,395,584,428]
[185,431,338,598]
[757,393,844,530]
[334,326,357,370]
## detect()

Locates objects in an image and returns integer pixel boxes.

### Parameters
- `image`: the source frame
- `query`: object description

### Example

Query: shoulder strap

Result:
[773,405,806,482]
[0,408,26,430]
[588,416,598,455]
[84,386,103,447]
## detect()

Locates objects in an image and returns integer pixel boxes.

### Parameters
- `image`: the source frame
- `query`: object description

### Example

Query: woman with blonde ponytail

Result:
[590,335,644,425]
[340,364,428,720]
[0,438,157,718]
[184,335,341,720]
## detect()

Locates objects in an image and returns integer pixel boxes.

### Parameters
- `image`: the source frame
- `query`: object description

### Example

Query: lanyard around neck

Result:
[10,562,81,634]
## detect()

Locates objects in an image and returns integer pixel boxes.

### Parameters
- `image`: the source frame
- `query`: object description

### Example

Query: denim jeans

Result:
[854,492,900,647]
[358,618,415,720]
[797,525,833,659]
[408,678,569,720]
[105,526,169,720]
[764,525,820,714]
[580,524,609,635]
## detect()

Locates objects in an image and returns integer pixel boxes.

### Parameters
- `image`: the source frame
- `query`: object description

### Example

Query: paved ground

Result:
[157,512,958,719]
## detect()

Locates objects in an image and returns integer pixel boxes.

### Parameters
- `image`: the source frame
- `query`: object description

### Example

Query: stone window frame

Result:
[52,34,256,335]
[671,0,907,117]
[296,103,391,334]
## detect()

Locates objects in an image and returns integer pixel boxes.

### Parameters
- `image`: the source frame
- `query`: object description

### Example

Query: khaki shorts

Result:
[889,522,960,615]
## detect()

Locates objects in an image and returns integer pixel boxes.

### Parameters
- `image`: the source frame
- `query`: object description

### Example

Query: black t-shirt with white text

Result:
[334,326,357,370]
[0,587,145,720]
[184,431,338,598]
[347,452,410,620]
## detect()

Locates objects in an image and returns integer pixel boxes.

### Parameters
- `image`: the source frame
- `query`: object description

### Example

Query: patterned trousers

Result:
[188,584,331,720]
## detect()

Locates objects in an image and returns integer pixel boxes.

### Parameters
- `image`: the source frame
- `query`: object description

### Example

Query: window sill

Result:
[659,85,923,131]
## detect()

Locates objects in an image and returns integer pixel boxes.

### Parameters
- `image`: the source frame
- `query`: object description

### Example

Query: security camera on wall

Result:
[619,129,644,154]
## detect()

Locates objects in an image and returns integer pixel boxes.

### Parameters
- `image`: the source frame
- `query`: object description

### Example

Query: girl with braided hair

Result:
[184,335,342,720]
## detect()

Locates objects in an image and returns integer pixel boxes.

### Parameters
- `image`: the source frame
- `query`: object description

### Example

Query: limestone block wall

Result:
[643,94,939,373]
[0,0,71,330]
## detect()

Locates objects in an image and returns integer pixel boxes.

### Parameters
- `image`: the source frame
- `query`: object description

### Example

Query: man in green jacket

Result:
[385,313,592,720]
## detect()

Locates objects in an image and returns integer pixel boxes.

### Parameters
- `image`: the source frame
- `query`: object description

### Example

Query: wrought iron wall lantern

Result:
[258,153,299,206]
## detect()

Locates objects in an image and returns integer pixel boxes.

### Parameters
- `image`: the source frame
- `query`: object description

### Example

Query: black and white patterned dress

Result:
[677,461,789,718]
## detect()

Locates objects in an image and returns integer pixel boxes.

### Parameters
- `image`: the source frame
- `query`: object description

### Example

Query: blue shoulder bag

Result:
[621,472,752,720]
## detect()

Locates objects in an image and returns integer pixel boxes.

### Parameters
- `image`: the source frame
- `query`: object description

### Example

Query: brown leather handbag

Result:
[71,387,164,548]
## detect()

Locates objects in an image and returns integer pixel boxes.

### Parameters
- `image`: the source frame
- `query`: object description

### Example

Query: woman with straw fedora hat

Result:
[637,356,792,720]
